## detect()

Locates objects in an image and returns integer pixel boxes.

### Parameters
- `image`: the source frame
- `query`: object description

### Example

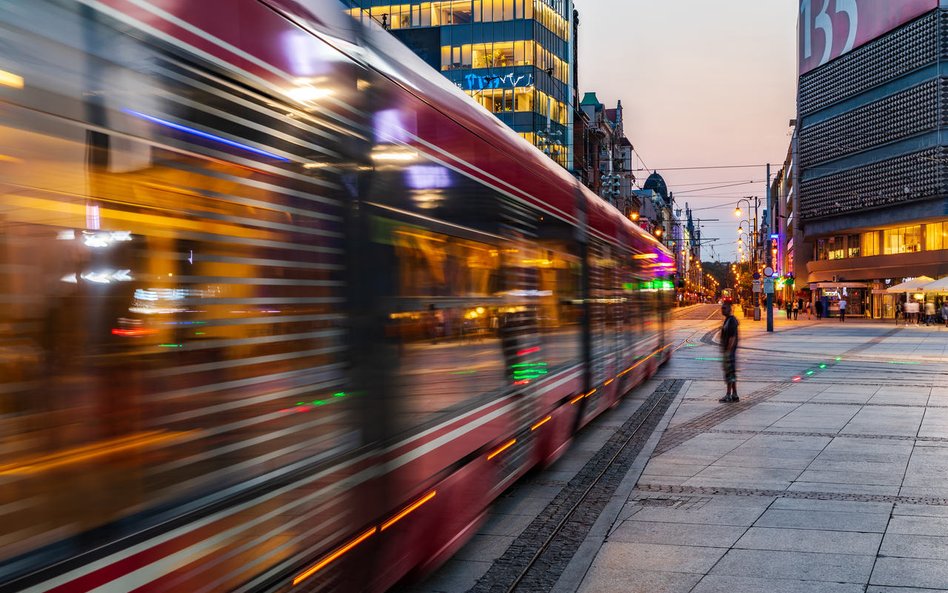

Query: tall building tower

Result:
[344,0,574,170]
[797,0,948,319]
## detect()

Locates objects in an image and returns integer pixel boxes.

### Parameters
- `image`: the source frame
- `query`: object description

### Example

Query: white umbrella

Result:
[922,276,948,293]
[886,276,935,293]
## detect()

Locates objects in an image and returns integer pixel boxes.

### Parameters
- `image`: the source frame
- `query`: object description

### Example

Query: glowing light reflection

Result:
[123,109,290,162]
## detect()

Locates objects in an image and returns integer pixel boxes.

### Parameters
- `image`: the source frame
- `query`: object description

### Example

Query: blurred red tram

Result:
[0,1,674,591]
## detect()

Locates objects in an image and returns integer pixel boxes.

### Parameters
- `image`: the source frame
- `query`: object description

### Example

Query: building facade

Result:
[344,0,574,169]
[797,0,948,318]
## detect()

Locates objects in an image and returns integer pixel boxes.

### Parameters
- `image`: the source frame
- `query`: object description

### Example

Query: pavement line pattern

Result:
[704,428,948,443]
[467,379,685,593]
[635,483,948,506]
[653,326,905,456]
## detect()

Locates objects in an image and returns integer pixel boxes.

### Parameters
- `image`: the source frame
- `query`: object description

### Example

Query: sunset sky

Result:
[573,0,799,261]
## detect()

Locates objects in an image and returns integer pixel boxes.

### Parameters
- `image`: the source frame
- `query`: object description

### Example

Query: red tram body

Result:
[0,1,674,591]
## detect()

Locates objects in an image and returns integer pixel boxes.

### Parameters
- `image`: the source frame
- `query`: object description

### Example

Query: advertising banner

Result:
[799,0,938,74]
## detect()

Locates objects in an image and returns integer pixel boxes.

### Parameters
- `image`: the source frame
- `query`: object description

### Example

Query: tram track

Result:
[468,378,686,593]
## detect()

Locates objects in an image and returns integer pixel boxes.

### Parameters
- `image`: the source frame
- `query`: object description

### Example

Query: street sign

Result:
[753,279,762,293]
[764,277,775,294]
[764,266,774,277]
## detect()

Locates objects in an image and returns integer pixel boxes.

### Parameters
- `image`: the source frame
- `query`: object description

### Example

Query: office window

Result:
[514,88,534,112]
[927,221,947,251]
[451,1,473,23]
[441,45,451,69]
[421,2,431,25]
[884,225,922,254]
[847,234,860,258]
[489,42,514,67]
[827,236,845,260]
[861,231,880,257]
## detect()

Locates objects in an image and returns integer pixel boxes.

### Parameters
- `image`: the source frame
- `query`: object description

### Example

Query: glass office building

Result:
[344,0,574,169]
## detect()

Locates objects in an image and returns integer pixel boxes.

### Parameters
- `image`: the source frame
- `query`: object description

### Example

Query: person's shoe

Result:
[719,396,731,403]
[731,395,740,402]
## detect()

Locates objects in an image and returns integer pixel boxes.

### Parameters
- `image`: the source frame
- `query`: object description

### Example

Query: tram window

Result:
[385,226,510,431]
[0,11,356,567]
[532,221,581,371]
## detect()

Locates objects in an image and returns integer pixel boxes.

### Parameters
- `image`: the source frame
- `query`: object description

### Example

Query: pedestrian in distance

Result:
[941,302,948,328]
[805,301,812,320]
[896,301,903,325]
[719,302,739,403]
[792,300,799,320]
[815,299,823,320]
[785,300,792,319]
[925,300,936,326]
[838,297,847,322]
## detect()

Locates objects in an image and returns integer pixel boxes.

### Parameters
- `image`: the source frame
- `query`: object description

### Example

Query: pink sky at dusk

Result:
[573,0,799,261]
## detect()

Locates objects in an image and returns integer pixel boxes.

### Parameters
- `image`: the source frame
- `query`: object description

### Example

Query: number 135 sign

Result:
[799,0,938,74]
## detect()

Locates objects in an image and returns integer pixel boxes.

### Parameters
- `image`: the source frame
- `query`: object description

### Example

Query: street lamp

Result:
[735,196,763,321]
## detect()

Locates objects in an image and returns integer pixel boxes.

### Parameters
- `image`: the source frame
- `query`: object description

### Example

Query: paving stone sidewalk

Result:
[573,318,948,593]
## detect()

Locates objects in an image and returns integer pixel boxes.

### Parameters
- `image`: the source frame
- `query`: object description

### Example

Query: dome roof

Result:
[643,172,668,201]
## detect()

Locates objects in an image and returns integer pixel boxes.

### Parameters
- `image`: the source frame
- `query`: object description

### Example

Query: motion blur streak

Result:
[380,491,438,531]
[487,439,518,461]
[292,528,378,585]
[0,431,192,475]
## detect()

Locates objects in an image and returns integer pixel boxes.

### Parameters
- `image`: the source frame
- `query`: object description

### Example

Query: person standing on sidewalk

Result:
[839,297,848,322]
[719,302,739,403]
[925,300,936,326]
[941,302,948,328]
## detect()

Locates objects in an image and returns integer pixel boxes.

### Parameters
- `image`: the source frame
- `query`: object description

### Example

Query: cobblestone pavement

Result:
[397,310,948,593]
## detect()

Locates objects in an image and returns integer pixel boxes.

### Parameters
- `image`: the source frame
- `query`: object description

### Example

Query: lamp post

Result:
[735,196,761,321]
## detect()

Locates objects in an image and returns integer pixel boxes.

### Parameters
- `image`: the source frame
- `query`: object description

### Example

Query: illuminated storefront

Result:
[345,0,574,168]
[808,220,948,317]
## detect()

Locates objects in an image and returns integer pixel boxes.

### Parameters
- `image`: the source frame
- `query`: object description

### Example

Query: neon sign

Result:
[463,72,534,90]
